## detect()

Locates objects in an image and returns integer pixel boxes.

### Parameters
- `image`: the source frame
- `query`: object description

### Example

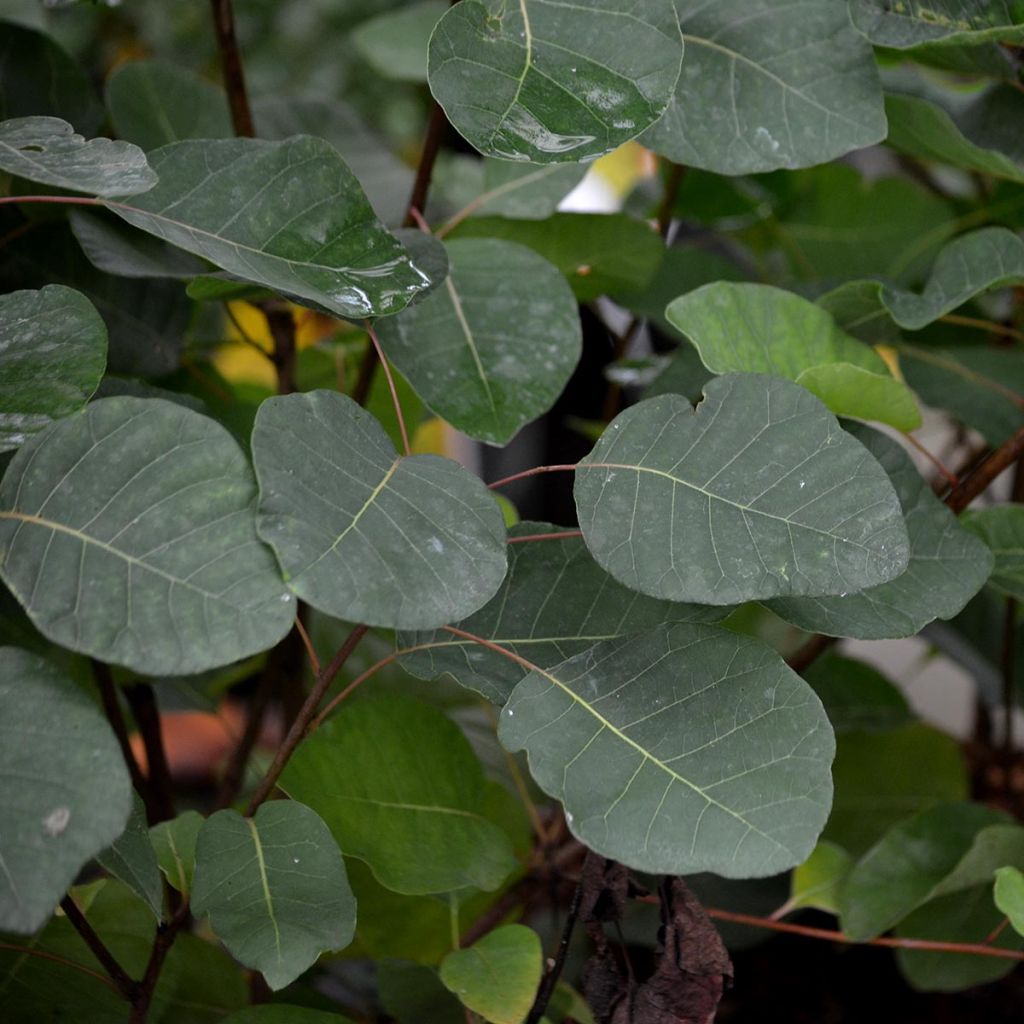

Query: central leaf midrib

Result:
[245,818,282,965]
[444,274,500,428]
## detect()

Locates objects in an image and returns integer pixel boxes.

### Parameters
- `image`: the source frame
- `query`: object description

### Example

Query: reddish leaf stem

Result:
[0,941,121,993]
[945,423,1024,513]
[507,530,583,544]
[364,321,411,455]
[208,0,255,137]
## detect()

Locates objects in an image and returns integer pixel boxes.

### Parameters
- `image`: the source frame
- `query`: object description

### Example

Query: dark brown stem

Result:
[350,343,379,406]
[786,634,837,674]
[656,161,686,240]
[403,101,449,228]
[261,305,298,395]
[245,623,369,814]
[60,896,138,1000]
[1002,598,1017,772]
[214,668,278,810]
[208,0,255,137]
[128,903,190,1024]
[122,685,176,824]
[92,661,156,823]
[944,424,1024,513]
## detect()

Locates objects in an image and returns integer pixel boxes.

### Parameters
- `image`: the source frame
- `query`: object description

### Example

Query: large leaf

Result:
[0,21,102,134]
[767,424,992,639]
[500,622,835,877]
[427,0,684,163]
[105,59,232,150]
[252,390,507,630]
[850,0,1024,48]
[642,0,885,174]
[574,375,909,605]
[803,653,913,734]
[400,521,728,705]
[451,212,663,301]
[0,647,132,933]
[0,397,295,675]
[104,136,430,319]
[97,794,162,920]
[281,696,517,895]
[376,238,580,445]
[440,925,542,1024]
[795,363,922,433]
[0,285,106,453]
[352,0,446,82]
[839,801,1008,941]
[0,117,156,197]
[192,802,356,991]
[963,505,1024,599]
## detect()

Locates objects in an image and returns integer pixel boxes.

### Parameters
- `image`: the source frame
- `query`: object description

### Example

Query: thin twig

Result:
[786,634,837,674]
[905,432,959,488]
[403,102,449,229]
[507,530,583,544]
[488,464,578,490]
[940,312,1024,345]
[60,896,138,1000]
[262,305,298,395]
[127,902,190,1024]
[656,161,686,241]
[945,423,1024,513]
[122,684,176,824]
[208,0,255,137]
[294,616,321,676]
[0,195,102,209]
[245,624,370,814]
[214,668,277,810]
[364,322,410,455]
[0,941,121,992]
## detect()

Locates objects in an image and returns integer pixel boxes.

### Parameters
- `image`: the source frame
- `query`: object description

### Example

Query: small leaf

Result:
[642,0,885,174]
[428,0,684,163]
[839,801,1008,941]
[575,375,910,605]
[994,866,1024,938]
[803,653,912,733]
[252,390,507,630]
[281,696,517,895]
[105,136,431,319]
[788,841,852,915]
[445,159,588,223]
[0,117,156,197]
[440,925,543,1024]
[0,285,107,453]
[795,363,921,432]
[0,397,295,675]
[931,824,1024,899]
[850,0,1024,47]
[353,0,447,83]
[767,424,993,639]
[500,622,835,877]
[0,647,132,934]
[400,521,728,705]
[97,794,162,920]
[150,810,203,897]
[376,238,580,445]
[963,505,1024,599]
[191,802,356,991]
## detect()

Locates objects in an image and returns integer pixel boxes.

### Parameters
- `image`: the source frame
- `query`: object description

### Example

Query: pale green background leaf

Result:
[97,793,162,920]
[963,505,1024,599]
[150,810,203,897]
[795,363,922,432]
[353,0,446,82]
[789,841,852,914]
[994,866,1024,937]
[850,0,1024,48]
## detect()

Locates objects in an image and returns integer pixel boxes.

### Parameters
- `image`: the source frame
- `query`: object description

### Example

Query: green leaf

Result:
[280,696,518,895]
[443,159,588,224]
[0,285,107,453]
[427,0,684,163]
[642,0,885,174]
[105,136,430,319]
[994,866,1024,938]
[376,238,580,445]
[884,90,1024,184]
[850,0,1024,48]
[788,841,851,915]
[399,521,728,705]
[252,390,507,630]
[963,505,1024,599]
[0,397,295,675]
[767,424,992,639]
[353,0,447,82]
[500,622,834,878]
[0,223,189,377]
[839,801,1008,941]
[930,824,1024,899]
[802,653,913,733]
[795,363,922,432]
[191,801,356,991]
[451,213,663,301]
[0,117,156,197]
[0,21,102,134]
[222,1009,356,1024]
[0,647,132,934]
[379,960,467,1024]
[575,375,910,605]
[440,925,542,1024]
[97,794,162,920]
[162,933,250,1023]
[150,809,203,897]
[105,59,232,150]
[823,723,968,855]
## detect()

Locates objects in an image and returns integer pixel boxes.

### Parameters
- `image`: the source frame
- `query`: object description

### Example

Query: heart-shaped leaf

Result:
[192,802,356,990]
[0,647,132,934]
[0,117,156,197]
[150,810,203,898]
[428,0,684,163]
[575,374,910,605]
[400,521,727,705]
[281,696,517,894]
[642,0,886,174]
[376,238,581,445]
[795,363,922,432]
[767,424,992,639]
[0,285,107,453]
[499,622,835,877]
[97,794,162,920]
[252,390,507,630]
[0,397,295,675]
[105,136,431,319]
